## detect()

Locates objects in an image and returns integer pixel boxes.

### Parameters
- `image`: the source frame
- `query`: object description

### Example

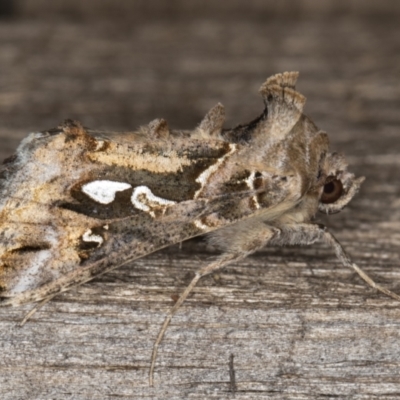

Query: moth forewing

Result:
[0,72,396,387]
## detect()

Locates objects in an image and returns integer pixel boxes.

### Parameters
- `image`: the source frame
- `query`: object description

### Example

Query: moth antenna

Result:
[147,118,170,139]
[198,103,225,136]
[325,231,400,301]
[149,252,243,386]
[261,71,299,89]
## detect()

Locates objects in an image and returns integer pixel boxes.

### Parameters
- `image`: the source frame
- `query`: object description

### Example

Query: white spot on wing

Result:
[194,144,237,198]
[244,171,256,188]
[94,140,105,151]
[131,186,175,218]
[245,171,261,209]
[82,180,132,204]
[82,229,104,246]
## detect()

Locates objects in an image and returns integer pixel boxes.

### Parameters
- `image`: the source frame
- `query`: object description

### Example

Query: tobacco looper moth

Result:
[0,72,398,385]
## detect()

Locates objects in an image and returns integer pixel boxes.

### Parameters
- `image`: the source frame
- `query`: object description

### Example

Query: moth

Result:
[0,72,397,385]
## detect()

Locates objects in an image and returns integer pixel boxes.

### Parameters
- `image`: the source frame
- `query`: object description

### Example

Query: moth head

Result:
[318,152,365,214]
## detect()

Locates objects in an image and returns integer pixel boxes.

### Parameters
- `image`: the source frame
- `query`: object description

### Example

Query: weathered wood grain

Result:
[0,7,400,399]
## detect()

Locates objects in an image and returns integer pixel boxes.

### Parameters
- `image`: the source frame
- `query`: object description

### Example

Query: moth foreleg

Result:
[270,223,400,302]
[323,228,400,301]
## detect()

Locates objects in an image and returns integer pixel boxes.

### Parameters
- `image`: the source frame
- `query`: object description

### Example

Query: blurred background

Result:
[0,0,399,223]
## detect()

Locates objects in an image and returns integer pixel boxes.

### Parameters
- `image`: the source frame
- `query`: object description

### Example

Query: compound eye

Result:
[321,178,343,204]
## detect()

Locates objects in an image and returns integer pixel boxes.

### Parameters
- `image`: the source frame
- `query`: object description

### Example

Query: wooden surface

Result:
[1,5,400,399]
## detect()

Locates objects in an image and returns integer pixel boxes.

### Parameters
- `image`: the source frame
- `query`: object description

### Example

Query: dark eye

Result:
[321,178,343,204]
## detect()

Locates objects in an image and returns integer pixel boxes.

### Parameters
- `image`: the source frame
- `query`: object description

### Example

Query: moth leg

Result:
[149,222,400,385]
[323,228,400,301]
[149,251,256,386]
[270,223,400,302]
[19,294,55,327]
[149,221,281,386]
[149,224,279,385]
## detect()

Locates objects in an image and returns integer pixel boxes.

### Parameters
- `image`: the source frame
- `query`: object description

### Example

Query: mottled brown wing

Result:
[0,123,267,306]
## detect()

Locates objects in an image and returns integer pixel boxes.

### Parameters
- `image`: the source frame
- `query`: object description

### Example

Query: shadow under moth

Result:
[0,72,398,385]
